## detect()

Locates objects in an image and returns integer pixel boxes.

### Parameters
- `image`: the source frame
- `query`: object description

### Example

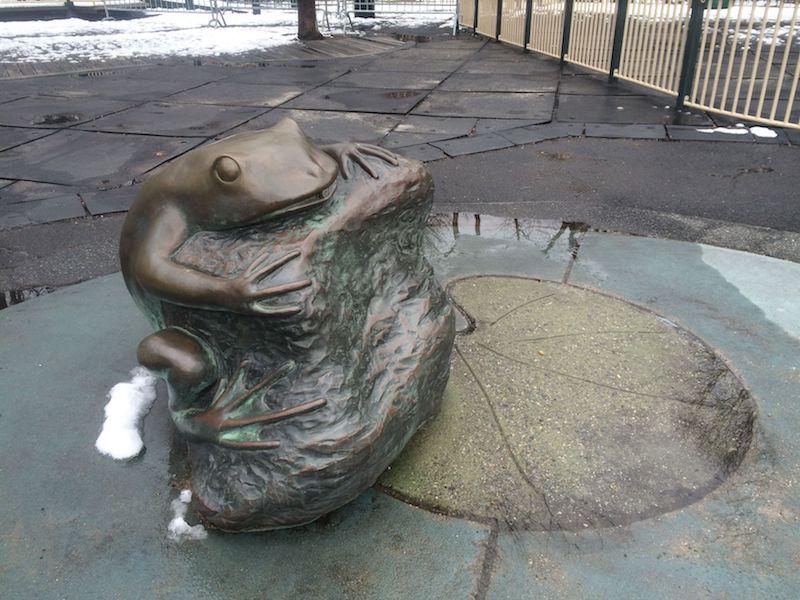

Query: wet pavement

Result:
[1,30,800,600]
[1,32,799,300]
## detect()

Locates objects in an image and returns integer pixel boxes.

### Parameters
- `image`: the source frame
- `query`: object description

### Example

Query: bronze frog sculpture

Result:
[120,118,454,531]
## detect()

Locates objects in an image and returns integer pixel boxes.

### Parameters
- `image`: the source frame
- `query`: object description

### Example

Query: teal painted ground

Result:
[2,216,799,598]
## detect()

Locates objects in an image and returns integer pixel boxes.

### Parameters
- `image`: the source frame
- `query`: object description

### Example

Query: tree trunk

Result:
[297,0,323,41]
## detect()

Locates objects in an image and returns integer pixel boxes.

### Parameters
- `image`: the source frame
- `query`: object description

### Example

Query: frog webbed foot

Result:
[172,360,327,450]
[229,249,312,317]
[322,143,398,180]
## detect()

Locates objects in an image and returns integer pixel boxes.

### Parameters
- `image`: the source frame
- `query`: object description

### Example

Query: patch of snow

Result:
[95,367,158,461]
[168,489,208,541]
[750,126,778,138]
[0,10,454,62]
[696,126,750,135]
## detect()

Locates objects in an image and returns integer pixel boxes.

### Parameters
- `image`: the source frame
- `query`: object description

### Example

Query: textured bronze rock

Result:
[120,118,454,531]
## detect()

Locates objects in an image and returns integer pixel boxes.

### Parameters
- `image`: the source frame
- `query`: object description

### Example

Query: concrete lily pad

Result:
[380,277,755,530]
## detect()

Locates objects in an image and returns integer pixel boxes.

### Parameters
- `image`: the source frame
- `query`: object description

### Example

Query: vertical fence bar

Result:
[771,1,800,121]
[743,1,772,115]
[608,0,629,81]
[495,0,504,39]
[730,2,759,114]
[523,0,534,50]
[561,0,575,63]
[754,0,786,118]
[474,0,479,29]
[676,0,706,108]
[719,0,748,110]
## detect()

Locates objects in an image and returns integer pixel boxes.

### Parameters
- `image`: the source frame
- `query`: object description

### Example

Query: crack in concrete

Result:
[509,329,666,344]
[475,340,725,408]
[489,293,555,326]
[455,344,559,529]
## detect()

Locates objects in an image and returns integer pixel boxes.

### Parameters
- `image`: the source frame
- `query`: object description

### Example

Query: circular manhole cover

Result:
[379,276,756,531]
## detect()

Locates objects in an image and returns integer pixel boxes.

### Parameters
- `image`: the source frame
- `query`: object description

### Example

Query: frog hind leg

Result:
[137,327,217,411]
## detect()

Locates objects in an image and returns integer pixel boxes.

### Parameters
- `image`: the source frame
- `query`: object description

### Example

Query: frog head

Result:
[145,118,339,230]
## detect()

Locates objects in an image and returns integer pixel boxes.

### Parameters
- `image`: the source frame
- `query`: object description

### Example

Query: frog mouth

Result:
[271,178,337,218]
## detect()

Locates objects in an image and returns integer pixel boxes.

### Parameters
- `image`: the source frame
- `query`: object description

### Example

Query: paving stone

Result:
[382,115,477,148]
[437,72,557,92]
[227,108,400,145]
[0,126,57,151]
[78,102,266,137]
[395,142,447,162]
[458,58,560,75]
[413,91,554,120]
[0,96,138,128]
[327,71,446,90]
[0,93,27,105]
[283,86,427,114]
[123,64,232,84]
[166,81,304,107]
[666,125,755,142]
[784,128,800,145]
[390,47,478,61]
[13,72,202,102]
[473,118,547,133]
[0,130,200,186]
[420,38,487,49]
[80,185,139,215]
[559,74,642,95]
[224,65,351,85]
[498,122,584,144]
[469,47,531,61]
[432,132,514,156]
[585,123,667,139]
[357,58,464,73]
[557,94,713,125]
[0,181,85,229]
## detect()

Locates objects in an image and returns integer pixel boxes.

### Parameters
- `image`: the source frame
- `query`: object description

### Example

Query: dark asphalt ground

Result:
[1,26,799,300]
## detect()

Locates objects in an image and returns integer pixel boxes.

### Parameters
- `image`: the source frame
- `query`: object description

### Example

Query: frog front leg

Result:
[133,207,311,316]
[321,143,398,180]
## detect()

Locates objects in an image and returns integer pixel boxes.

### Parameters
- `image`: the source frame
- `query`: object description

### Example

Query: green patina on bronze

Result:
[120,119,455,531]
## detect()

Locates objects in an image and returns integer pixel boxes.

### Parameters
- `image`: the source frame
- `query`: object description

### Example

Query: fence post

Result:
[676,0,706,109]
[495,0,504,40]
[473,0,479,31]
[560,0,575,64]
[608,0,629,82]
[522,0,534,51]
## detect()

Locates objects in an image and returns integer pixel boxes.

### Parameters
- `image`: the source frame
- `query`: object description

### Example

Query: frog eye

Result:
[213,156,240,183]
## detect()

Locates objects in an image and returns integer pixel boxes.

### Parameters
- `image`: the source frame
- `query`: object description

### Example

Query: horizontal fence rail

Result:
[463,0,800,129]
